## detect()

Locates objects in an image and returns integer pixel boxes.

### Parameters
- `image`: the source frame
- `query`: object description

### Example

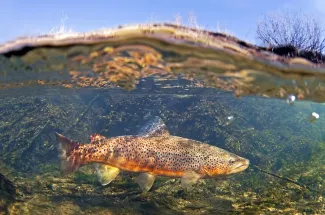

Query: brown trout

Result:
[55,117,249,191]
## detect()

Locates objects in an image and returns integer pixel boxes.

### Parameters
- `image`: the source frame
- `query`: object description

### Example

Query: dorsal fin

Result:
[139,117,170,137]
[90,133,106,143]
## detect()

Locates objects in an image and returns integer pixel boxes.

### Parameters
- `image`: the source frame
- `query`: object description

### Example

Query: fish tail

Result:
[55,132,81,176]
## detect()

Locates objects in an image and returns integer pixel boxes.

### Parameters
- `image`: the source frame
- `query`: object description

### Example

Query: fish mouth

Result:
[229,158,250,174]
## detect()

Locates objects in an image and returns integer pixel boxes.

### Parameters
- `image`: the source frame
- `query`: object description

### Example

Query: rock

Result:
[0,173,15,198]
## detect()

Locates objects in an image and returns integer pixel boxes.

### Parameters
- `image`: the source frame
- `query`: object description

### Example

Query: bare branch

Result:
[256,9,325,54]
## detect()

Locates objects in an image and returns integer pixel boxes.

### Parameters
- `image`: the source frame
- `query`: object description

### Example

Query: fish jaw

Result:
[227,157,250,175]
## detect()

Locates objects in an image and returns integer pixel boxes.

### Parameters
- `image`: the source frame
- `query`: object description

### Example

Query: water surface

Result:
[0,23,325,214]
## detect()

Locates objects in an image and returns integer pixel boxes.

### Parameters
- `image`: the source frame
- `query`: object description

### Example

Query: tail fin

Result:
[55,132,81,176]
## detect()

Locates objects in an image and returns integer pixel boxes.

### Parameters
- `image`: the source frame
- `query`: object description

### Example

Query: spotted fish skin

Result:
[55,118,249,190]
[103,135,247,177]
[57,134,249,178]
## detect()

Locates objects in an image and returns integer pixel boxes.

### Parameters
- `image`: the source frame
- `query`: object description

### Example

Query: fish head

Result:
[224,153,250,175]
[205,150,249,177]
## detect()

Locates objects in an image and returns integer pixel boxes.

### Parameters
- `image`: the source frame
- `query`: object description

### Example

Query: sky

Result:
[0,0,324,45]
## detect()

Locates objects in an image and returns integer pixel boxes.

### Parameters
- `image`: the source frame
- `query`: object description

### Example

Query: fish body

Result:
[56,117,249,191]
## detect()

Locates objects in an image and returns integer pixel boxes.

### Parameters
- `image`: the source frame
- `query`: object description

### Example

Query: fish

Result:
[55,117,249,192]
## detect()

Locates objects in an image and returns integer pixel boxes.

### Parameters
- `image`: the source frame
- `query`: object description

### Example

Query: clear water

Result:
[0,24,325,214]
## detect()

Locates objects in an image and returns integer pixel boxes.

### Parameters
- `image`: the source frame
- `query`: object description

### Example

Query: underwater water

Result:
[1,23,325,214]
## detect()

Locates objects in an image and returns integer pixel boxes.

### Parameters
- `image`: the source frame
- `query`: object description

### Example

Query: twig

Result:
[251,164,316,192]
[20,120,51,157]
[0,104,35,133]
[65,94,99,134]
[29,120,51,147]
[4,106,42,152]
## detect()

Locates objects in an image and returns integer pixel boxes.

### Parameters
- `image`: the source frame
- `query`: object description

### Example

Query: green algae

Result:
[74,172,97,185]
[1,88,325,214]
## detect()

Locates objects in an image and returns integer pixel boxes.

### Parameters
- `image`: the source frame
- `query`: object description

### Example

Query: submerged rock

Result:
[0,173,15,198]
[0,172,15,213]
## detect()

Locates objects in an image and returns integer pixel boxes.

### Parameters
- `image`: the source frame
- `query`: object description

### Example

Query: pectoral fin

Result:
[181,171,202,189]
[137,172,156,192]
[95,164,120,186]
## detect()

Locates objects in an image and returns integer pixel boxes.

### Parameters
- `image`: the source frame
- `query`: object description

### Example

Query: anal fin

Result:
[181,171,202,190]
[137,172,156,192]
[95,164,120,186]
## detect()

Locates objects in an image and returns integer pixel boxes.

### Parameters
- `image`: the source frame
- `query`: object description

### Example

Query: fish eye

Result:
[229,158,236,164]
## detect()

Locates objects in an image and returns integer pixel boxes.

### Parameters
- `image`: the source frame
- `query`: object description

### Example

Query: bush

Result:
[257,10,325,54]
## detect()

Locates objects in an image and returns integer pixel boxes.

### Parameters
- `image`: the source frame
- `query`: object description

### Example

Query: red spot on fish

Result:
[90,133,105,143]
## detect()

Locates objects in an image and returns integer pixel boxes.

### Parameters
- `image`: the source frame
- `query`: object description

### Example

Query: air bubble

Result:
[286,94,296,105]
[225,116,235,126]
[307,112,319,123]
